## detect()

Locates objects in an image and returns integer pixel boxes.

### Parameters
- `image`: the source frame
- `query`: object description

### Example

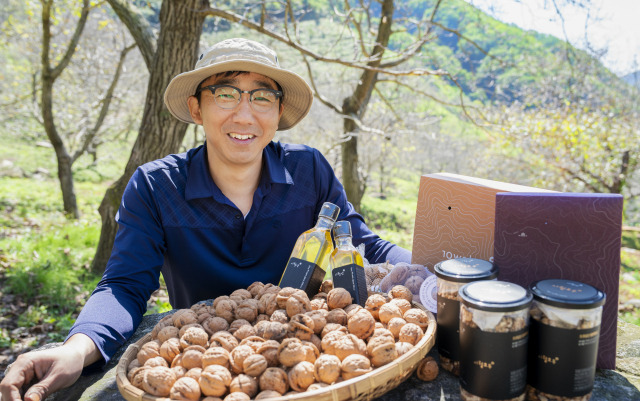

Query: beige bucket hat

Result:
[164,38,313,131]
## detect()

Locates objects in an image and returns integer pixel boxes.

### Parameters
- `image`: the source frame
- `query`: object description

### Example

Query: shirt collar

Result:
[185,142,293,201]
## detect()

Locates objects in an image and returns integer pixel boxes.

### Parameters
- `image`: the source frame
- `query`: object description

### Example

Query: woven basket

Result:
[116,306,435,401]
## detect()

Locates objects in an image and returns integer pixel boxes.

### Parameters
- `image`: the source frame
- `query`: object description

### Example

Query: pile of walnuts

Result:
[126,281,433,400]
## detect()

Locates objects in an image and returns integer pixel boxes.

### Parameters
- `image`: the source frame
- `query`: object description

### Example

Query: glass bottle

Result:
[279,202,340,298]
[330,220,368,306]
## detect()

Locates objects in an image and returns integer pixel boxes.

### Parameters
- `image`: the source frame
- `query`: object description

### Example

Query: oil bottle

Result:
[279,202,340,298]
[330,220,368,306]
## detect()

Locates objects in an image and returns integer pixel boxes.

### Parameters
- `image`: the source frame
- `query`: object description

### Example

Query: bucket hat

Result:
[164,38,313,130]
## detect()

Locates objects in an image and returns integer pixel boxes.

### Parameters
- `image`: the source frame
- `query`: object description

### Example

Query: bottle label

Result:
[279,257,325,299]
[332,263,368,306]
[437,296,460,361]
[528,318,599,397]
[459,324,528,399]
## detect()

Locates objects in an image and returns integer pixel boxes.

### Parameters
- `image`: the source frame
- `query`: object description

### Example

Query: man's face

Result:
[187,72,284,169]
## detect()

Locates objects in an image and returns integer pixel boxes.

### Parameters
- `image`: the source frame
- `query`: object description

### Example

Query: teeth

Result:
[229,133,254,140]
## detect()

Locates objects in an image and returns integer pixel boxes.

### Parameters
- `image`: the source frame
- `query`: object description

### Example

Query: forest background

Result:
[0,0,639,377]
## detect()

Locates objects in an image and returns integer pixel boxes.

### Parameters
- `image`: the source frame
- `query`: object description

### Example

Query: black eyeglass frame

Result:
[195,84,283,111]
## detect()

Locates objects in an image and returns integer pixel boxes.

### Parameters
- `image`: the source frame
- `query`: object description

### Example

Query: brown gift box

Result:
[411,173,552,272]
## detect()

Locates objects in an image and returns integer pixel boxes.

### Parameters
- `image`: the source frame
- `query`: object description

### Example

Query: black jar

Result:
[459,280,532,401]
[526,279,605,401]
[434,258,498,375]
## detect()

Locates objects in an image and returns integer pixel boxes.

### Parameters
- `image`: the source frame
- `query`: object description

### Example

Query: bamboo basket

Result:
[116,306,435,401]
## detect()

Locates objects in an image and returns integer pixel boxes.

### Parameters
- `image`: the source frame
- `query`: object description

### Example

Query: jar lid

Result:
[459,281,532,312]
[434,258,498,282]
[530,279,606,309]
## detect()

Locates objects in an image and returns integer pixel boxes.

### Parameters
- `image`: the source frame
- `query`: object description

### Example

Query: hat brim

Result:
[164,59,313,131]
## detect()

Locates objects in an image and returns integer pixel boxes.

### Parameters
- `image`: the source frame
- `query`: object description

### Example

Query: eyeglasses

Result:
[195,84,283,113]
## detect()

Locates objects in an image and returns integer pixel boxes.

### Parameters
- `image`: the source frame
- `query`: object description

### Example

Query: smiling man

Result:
[0,38,411,401]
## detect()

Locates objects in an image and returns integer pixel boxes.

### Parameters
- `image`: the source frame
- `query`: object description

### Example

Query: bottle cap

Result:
[529,279,605,309]
[460,280,532,312]
[319,202,340,222]
[333,220,352,237]
[434,258,498,283]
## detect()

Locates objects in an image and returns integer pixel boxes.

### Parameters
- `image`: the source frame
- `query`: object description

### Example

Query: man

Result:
[0,38,410,401]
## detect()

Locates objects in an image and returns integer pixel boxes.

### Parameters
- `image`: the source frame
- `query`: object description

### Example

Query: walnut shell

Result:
[203,316,230,336]
[247,281,265,298]
[389,285,413,303]
[256,283,281,299]
[364,293,386,321]
[170,376,201,400]
[389,298,412,315]
[286,291,311,317]
[305,310,327,335]
[182,348,204,370]
[210,331,239,352]
[179,323,204,339]
[142,366,177,397]
[229,319,251,335]
[276,287,298,309]
[257,340,280,367]
[185,367,202,382]
[233,324,257,341]
[416,356,439,381]
[229,344,255,374]
[236,299,259,322]
[288,361,316,392]
[172,366,187,379]
[347,309,376,340]
[215,299,238,323]
[137,339,162,365]
[314,354,341,384]
[310,297,329,311]
[230,373,259,398]
[378,303,403,325]
[157,325,180,343]
[159,337,182,364]
[344,304,363,319]
[225,392,251,401]
[127,366,147,388]
[258,293,279,316]
[202,346,231,369]
[269,309,289,324]
[403,308,430,331]
[278,338,308,367]
[340,354,372,380]
[255,390,283,399]
[326,308,348,326]
[398,323,424,345]
[321,280,334,293]
[289,314,315,341]
[327,288,353,310]
[366,335,398,367]
[259,367,289,394]
[239,336,266,353]
[173,309,199,328]
[261,321,287,341]
[144,356,169,368]
[320,330,345,355]
[387,317,407,340]
[230,288,252,304]
[321,323,348,338]
[333,334,367,361]
[180,326,209,349]
[395,341,414,357]
[242,353,268,377]
[199,365,232,397]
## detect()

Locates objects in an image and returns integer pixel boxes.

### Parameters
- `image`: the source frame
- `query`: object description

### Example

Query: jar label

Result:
[528,318,600,396]
[279,257,325,299]
[460,323,528,399]
[437,296,460,360]
[332,263,368,306]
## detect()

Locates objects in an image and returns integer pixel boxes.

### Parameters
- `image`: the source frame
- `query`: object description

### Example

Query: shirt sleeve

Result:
[66,167,166,368]
[311,149,411,265]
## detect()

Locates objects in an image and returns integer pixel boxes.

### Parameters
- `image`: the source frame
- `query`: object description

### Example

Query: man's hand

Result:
[0,334,101,401]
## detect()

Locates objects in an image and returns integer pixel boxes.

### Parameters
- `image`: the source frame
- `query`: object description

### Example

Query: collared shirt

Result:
[67,142,410,365]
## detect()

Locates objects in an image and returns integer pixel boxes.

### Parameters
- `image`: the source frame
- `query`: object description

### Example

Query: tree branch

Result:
[106,0,157,70]
[50,0,91,81]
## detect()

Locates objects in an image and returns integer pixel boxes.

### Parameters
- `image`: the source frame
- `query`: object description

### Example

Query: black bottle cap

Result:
[530,279,605,309]
[319,202,340,222]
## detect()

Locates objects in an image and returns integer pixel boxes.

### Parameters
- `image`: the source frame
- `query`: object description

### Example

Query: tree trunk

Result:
[91,0,208,273]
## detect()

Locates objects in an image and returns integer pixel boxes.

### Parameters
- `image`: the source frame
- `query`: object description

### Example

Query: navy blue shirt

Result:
[67,142,410,365]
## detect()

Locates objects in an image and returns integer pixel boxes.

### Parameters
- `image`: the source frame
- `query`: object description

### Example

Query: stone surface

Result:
[22,315,640,401]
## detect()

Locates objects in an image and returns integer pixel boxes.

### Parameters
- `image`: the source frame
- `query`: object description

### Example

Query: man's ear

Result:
[187,96,203,125]
[278,102,284,120]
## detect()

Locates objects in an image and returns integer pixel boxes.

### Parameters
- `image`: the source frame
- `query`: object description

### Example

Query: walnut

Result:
[308,382,330,392]
[233,324,256,341]
[142,366,177,397]
[310,297,329,311]
[340,354,372,380]
[137,339,162,365]
[366,335,397,367]
[157,325,180,343]
[151,319,172,340]
[210,331,239,352]
[144,356,169,368]
[320,330,345,355]
[179,323,204,339]
[185,367,202,382]
[172,366,187,379]
[127,357,141,372]
[202,316,230,336]
[202,346,231,369]
[398,323,423,345]
[224,393,250,401]
[344,304,363,319]
[170,376,201,401]
[301,341,320,364]
[173,309,199,328]
[310,334,322,352]
[230,288,252,304]
[395,341,414,357]
[229,319,251,334]
[184,344,206,354]
[321,280,334,293]
[182,348,204,370]
[403,308,430,331]
[326,308,348,326]
[387,317,407,340]
[258,293,279,316]
[327,288,353,310]
[416,356,439,381]
[130,366,149,389]
[256,314,269,323]
[247,281,265,298]
[314,354,341,384]
[305,310,327,335]
[229,344,255,374]
[253,320,269,337]
[370,327,395,342]
[171,353,183,368]
[286,293,311,318]
[256,283,281,299]
[160,337,182,364]
[269,309,288,324]
[389,285,413,303]
[191,302,208,314]
[276,287,298,309]
[236,299,259,322]
[278,338,308,367]
[347,308,376,339]
[364,293,387,321]
[199,364,232,397]
[180,326,209,349]
[333,334,367,361]
[257,340,280,367]
[259,367,289,394]
[230,374,259,398]
[215,299,238,323]
[261,321,287,342]
[289,314,315,341]
[197,311,213,325]
[288,361,316,392]
[321,323,347,338]
[255,390,283,399]
[242,353,268,377]
[378,302,403,324]
[238,336,266,352]
[389,298,412,315]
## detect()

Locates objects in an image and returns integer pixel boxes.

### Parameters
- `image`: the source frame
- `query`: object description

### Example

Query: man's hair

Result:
[194,71,283,103]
